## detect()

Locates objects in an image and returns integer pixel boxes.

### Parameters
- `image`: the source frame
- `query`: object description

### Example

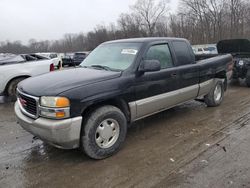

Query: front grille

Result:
[17,90,38,118]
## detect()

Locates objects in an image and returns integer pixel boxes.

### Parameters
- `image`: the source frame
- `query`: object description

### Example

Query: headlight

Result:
[238,60,244,66]
[39,97,70,119]
[40,96,70,108]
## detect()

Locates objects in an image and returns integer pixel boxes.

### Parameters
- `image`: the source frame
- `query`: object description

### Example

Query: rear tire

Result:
[7,78,26,98]
[57,61,62,69]
[204,80,224,107]
[81,105,127,159]
[246,70,250,87]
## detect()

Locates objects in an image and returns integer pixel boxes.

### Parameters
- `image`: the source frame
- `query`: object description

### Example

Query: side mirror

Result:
[138,60,161,72]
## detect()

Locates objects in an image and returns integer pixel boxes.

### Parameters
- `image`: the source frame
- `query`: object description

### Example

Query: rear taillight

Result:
[50,64,54,72]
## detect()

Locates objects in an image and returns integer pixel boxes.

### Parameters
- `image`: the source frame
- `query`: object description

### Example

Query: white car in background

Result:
[36,53,62,69]
[193,47,212,55]
[0,54,55,97]
[192,44,218,55]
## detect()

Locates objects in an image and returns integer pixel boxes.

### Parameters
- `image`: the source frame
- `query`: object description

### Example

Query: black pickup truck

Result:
[15,38,233,159]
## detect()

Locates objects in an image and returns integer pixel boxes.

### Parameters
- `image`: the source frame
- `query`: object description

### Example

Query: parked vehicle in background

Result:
[192,44,218,55]
[27,54,50,61]
[193,47,211,55]
[62,53,74,67]
[0,53,15,61]
[0,54,54,97]
[72,52,90,66]
[36,53,62,69]
[217,39,250,87]
[206,46,218,54]
[15,37,233,159]
[0,54,25,64]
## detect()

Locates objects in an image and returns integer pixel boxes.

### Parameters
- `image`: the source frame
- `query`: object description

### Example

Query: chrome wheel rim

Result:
[95,118,120,149]
[214,84,222,102]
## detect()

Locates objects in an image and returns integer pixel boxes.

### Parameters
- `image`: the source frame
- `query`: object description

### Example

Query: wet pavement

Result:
[0,82,250,188]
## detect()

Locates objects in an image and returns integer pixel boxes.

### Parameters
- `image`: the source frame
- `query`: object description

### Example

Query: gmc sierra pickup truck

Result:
[15,38,233,159]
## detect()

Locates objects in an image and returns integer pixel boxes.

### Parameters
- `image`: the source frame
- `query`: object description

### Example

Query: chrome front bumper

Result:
[15,102,82,149]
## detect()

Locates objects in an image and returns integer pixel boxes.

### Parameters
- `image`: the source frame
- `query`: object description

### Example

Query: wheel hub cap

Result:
[214,85,222,102]
[95,119,120,149]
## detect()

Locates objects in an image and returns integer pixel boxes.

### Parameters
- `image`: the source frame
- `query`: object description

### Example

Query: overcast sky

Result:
[0,0,179,43]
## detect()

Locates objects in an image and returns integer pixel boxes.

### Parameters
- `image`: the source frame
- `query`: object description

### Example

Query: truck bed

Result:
[196,54,233,82]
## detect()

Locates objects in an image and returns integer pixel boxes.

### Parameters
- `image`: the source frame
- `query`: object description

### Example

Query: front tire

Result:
[7,78,26,99]
[204,80,224,107]
[246,70,250,87]
[81,106,127,159]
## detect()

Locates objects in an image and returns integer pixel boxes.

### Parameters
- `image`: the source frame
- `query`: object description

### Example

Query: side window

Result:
[50,54,57,59]
[145,44,173,69]
[172,41,194,66]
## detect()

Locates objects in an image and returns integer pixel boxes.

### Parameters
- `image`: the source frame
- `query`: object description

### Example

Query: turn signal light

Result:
[56,97,70,108]
[56,111,66,118]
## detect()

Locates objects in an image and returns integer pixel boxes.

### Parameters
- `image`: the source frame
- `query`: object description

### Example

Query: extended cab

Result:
[15,38,233,159]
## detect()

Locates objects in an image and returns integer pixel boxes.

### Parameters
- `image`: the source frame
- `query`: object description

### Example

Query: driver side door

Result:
[133,43,181,119]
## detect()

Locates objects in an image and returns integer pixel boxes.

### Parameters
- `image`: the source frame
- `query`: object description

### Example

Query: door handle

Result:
[171,73,177,78]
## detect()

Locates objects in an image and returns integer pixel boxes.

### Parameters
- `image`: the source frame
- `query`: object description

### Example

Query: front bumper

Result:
[15,102,82,149]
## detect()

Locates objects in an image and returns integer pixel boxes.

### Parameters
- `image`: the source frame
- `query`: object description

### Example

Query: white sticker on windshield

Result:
[121,49,138,55]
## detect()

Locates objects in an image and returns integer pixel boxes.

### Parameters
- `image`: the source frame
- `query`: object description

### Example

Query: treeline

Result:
[171,0,250,44]
[1,0,250,54]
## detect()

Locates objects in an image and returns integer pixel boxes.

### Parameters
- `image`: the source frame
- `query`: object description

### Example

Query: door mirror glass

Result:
[138,60,161,72]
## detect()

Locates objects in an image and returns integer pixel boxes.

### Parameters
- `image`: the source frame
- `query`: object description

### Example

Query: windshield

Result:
[80,42,141,71]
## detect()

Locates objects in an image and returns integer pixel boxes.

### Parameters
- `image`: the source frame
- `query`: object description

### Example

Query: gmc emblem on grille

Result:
[19,98,27,107]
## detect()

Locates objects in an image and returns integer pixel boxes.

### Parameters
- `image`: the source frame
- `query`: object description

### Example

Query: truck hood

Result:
[18,67,122,96]
[217,39,250,54]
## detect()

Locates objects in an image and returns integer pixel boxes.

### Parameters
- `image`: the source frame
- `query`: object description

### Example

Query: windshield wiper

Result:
[90,65,112,71]
[81,64,121,72]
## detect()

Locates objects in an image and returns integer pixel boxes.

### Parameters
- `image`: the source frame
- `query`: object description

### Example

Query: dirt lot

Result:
[0,81,250,188]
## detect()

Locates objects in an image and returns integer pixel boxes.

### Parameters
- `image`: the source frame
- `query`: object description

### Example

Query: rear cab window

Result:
[145,44,173,69]
[172,41,195,66]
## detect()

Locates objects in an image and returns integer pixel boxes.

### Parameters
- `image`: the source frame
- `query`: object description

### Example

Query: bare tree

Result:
[131,0,169,36]
[118,13,146,38]
[178,0,250,44]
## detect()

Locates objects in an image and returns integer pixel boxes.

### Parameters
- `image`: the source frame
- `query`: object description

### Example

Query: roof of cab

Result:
[103,37,189,44]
